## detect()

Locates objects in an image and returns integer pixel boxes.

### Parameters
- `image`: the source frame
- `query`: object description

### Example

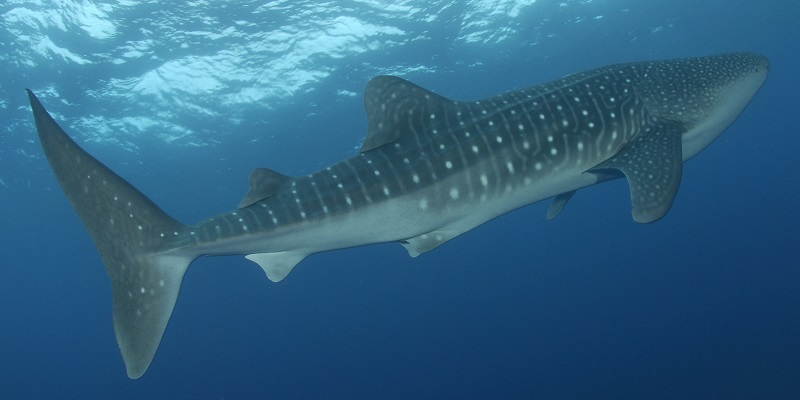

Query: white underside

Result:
[681,74,767,160]
[202,162,599,282]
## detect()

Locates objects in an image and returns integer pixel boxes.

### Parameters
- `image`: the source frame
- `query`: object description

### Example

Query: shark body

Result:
[28,52,769,378]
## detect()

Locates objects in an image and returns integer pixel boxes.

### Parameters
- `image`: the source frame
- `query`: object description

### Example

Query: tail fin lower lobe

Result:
[28,90,194,379]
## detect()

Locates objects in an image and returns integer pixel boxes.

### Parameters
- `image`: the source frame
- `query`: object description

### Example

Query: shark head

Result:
[636,52,769,160]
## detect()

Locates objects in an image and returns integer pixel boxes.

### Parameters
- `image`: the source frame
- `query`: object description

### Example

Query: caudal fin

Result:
[28,90,194,379]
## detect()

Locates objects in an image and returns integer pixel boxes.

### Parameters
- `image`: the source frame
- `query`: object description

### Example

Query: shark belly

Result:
[184,146,600,265]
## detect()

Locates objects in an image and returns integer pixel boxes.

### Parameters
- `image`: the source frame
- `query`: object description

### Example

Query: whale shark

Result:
[28,52,769,378]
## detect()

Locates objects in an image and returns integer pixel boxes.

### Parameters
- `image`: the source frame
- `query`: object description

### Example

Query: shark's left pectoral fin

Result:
[246,251,308,282]
[591,122,684,223]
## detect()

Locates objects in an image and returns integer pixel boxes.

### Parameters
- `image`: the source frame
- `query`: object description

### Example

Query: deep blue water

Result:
[2,1,799,398]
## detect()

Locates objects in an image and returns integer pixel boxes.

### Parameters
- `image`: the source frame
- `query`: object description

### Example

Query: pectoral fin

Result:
[546,190,577,219]
[591,122,684,223]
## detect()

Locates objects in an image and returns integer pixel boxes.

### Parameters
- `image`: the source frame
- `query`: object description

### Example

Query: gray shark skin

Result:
[28,52,769,378]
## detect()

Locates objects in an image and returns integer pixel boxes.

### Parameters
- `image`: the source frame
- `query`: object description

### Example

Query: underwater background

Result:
[1,1,799,398]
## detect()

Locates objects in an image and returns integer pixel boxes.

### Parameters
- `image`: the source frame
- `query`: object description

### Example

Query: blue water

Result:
[2,1,799,398]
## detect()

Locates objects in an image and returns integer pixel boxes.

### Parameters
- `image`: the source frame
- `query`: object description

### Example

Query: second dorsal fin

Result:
[238,168,292,208]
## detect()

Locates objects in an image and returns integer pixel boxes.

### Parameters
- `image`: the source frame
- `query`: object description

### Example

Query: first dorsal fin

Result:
[360,76,456,152]
[238,168,292,208]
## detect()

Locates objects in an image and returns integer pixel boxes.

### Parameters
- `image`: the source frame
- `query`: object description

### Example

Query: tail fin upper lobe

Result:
[28,90,194,379]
